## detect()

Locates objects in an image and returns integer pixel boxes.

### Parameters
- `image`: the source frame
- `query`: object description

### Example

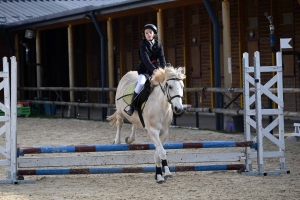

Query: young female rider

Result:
[124,24,166,116]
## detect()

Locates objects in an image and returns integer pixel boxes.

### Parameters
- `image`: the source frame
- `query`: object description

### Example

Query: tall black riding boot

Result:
[124,92,138,116]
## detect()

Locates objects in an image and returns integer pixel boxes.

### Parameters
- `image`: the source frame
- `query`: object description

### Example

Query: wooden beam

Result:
[107,18,115,104]
[150,0,205,10]
[238,0,245,89]
[209,20,214,108]
[67,25,75,117]
[86,24,92,87]
[35,30,42,97]
[183,7,190,103]
[119,18,125,77]
[157,9,164,47]
[101,7,157,19]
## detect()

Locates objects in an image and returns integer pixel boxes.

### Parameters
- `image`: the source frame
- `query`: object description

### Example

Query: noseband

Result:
[159,78,184,105]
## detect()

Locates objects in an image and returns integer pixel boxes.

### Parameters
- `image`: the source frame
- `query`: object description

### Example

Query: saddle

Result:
[121,78,152,128]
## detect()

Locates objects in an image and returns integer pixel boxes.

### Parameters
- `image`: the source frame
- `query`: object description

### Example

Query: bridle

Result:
[159,78,184,105]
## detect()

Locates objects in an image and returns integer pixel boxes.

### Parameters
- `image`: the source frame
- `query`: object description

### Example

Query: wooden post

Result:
[86,24,92,88]
[107,18,115,105]
[222,0,232,130]
[119,19,125,78]
[157,9,164,47]
[68,25,75,117]
[238,0,246,108]
[183,7,190,104]
[14,34,21,100]
[36,30,42,98]
[222,0,231,88]
[209,21,214,108]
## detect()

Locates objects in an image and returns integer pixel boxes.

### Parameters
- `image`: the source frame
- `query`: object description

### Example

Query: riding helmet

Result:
[141,24,158,34]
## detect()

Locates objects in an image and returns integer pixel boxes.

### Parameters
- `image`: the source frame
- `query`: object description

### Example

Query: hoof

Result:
[125,137,132,144]
[164,174,173,180]
[125,137,135,144]
[156,174,164,184]
[163,166,172,180]
[238,166,246,174]
[113,139,121,144]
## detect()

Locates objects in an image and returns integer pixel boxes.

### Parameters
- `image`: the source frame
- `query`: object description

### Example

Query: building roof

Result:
[0,0,174,31]
[0,0,124,24]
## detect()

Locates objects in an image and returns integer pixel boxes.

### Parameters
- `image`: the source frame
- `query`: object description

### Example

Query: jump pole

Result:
[18,164,245,176]
[18,141,255,155]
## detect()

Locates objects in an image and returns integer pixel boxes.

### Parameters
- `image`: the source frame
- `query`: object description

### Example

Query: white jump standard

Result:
[242,51,289,175]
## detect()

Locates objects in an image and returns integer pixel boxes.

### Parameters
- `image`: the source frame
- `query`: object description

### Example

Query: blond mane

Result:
[150,66,186,85]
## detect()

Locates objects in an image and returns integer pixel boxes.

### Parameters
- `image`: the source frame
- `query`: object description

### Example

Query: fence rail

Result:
[18,86,300,93]
[17,86,300,129]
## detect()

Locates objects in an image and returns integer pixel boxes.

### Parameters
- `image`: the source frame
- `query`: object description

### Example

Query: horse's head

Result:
[151,65,186,115]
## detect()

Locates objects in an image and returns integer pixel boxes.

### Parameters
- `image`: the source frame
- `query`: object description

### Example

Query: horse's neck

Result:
[149,84,170,112]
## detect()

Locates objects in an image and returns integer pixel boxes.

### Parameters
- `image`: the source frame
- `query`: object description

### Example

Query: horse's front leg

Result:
[154,150,164,183]
[113,112,124,144]
[149,127,167,183]
[125,124,137,144]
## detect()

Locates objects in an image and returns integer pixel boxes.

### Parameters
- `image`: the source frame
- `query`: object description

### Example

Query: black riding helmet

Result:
[141,24,158,38]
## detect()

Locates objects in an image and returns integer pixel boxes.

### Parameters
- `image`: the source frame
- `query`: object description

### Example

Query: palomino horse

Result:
[107,66,185,183]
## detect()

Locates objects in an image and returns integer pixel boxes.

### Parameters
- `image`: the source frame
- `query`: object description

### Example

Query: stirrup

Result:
[124,105,134,116]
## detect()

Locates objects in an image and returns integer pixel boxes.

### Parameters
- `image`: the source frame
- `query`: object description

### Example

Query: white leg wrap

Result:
[156,174,164,183]
[164,166,172,179]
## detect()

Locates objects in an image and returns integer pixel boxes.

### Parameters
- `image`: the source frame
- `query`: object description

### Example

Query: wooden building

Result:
[0,0,300,112]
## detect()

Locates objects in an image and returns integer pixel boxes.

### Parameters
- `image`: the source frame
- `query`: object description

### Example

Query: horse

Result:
[107,66,186,183]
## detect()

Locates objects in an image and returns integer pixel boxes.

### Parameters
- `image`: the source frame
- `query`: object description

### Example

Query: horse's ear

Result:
[178,67,186,75]
[176,67,186,80]
[166,63,172,68]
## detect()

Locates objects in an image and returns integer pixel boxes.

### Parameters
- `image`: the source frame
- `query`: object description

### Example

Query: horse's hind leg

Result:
[125,124,137,144]
[113,112,124,144]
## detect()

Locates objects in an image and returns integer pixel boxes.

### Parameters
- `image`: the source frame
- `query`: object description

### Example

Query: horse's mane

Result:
[150,66,186,85]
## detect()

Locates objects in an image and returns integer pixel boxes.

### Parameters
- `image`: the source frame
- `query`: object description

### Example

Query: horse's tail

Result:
[106,111,117,127]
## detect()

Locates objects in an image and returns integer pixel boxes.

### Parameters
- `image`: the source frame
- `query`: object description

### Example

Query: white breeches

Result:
[134,74,147,94]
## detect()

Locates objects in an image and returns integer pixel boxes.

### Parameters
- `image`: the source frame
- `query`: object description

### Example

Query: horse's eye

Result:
[169,85,173,89]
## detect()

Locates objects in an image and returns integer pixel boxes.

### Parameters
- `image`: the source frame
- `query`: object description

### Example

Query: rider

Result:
[124,24,167,116]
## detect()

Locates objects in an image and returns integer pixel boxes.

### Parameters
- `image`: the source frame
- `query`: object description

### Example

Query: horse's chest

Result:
[149,111,172,125]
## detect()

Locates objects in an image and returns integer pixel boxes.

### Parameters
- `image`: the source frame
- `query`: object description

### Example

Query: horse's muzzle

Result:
[173,106,184,115]
[173,106,185,118]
